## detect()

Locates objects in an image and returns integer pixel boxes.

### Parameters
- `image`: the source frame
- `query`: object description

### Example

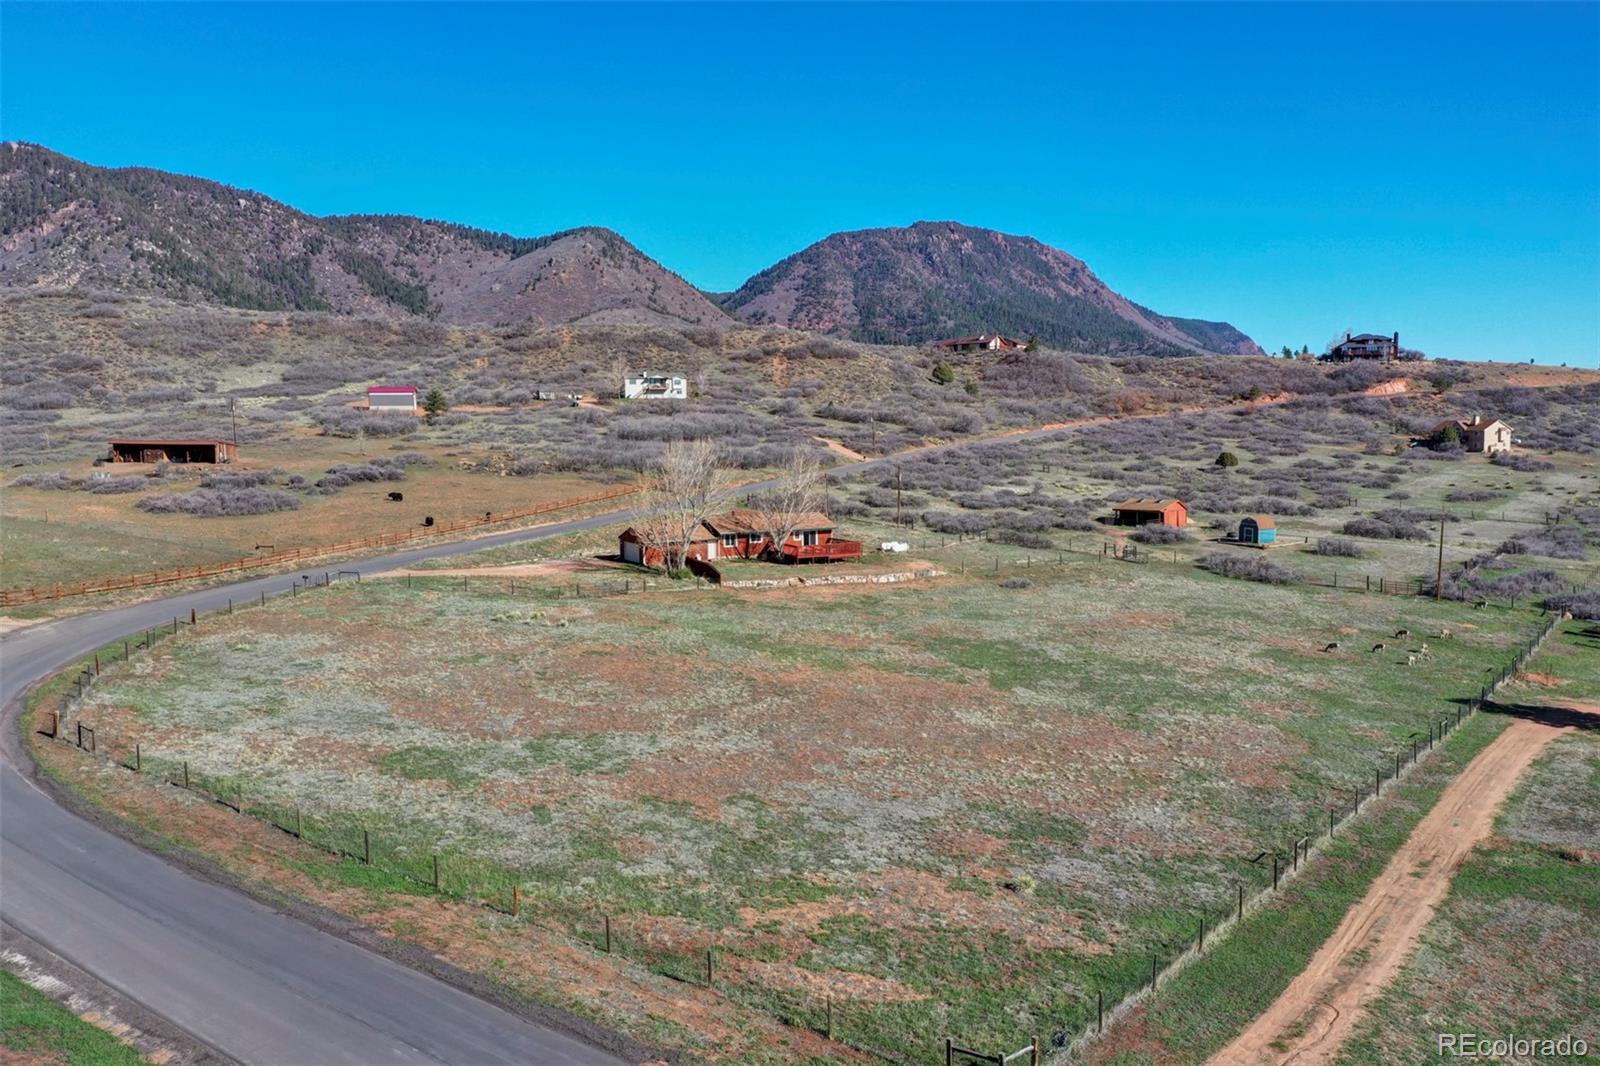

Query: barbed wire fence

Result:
[39,568,1565,1065]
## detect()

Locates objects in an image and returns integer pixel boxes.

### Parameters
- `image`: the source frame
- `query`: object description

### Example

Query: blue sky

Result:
[3,2,1596,364]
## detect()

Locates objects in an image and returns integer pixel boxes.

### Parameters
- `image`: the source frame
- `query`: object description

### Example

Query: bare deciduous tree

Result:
[748,447,827,559]
[631,439,728,572]
[609,351,629,399]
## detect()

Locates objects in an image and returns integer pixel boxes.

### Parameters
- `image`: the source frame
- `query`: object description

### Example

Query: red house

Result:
[1111,498,1190,528]
[617,521,717,567]
[703,509,863,563]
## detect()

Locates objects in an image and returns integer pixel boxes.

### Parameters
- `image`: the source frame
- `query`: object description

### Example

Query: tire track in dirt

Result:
[1209,702,1598,1066]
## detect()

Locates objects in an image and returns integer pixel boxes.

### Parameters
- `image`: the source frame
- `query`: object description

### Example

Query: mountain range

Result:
[0,143,1260,355]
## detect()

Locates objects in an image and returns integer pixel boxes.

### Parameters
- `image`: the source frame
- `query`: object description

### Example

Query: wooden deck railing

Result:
[1,486,640,606]
[781,539,865,562]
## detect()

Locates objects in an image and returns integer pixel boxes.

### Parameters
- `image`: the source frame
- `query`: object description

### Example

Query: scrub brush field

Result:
[57,555,1549,1061]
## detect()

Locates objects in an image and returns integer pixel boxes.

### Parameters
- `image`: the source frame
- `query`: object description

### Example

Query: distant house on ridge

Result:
[931,334,1025,353]
[1324,332,1400,362]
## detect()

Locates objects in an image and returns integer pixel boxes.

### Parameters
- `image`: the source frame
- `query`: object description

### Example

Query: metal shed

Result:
[1238,515,1276,544]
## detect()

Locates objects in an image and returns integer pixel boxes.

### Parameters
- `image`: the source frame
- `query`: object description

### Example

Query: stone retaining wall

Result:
[719,568,941,590]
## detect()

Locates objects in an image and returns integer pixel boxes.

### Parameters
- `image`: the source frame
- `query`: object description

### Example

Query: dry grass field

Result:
[1331,621,1600,1066]
[0,434,611,591]
[56,551,1550,1062]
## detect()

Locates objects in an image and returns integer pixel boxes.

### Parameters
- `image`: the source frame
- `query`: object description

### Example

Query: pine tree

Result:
[422,388,449,423]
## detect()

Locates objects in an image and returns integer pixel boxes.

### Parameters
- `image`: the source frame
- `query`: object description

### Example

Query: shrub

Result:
[1200,552,1300,584]
[1342,510,1432,541]
[10,472,80,490]
[1545,590,1600,620]
[931,361,956,386]
[999,577,1034,589]
[1313,537,1364,558]
[1491,452,1553,472]
[992,529,1054,549]
[137,488,302,516]
[87,476,151,494]
[1498,526,1587,560]
[1215,450,1239,468]
[1444,489,1500,503]
[1130,524,1191,545]
[200,470,277,489]
[313,408,420,438]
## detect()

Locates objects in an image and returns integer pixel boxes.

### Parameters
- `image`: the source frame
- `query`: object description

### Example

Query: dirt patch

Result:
[814,437,867,462]
[385,558,623,579]
[1363,377,1410,397]
[1208,703,1598,1065]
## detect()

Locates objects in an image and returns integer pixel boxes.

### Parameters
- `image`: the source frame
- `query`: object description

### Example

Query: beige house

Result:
[1433,416,1512,454]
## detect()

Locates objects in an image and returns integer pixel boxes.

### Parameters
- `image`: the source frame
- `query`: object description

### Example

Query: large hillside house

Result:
[623,373,688,399]
[1111,498,1190,527]
[704,508,863,563]
[1432,416,1512,454]
[1325,332,1400,362]
[932,334,1025,353]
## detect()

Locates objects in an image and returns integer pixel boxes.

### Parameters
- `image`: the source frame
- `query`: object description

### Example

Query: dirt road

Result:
[1210,704,1594,1066]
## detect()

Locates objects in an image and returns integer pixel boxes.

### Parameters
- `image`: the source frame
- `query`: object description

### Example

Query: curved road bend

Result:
[0,411,1198,1064]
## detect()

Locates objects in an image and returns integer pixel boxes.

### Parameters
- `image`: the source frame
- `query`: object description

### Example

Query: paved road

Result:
[0,412,1187,1064]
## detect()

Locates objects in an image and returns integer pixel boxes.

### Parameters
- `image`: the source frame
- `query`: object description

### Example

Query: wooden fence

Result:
[1,485,640,606]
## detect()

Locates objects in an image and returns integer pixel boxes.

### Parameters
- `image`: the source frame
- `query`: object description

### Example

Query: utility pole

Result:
[230,397,239,448]
[1435,516,1446,600]
[895,464,904,528]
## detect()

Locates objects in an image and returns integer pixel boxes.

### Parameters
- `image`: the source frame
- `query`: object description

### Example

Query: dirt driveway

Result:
[1210,702,1598,1065]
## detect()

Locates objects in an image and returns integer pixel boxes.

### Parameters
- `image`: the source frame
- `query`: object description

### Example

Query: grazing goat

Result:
[1474,599,1488,610]
[1371,642,1387,653]
[1394,628,1410,639]
[1439,628,1452,640]
[1322,642,1340,653]
[1419,642,1430,656]
[1407,654,1418,666]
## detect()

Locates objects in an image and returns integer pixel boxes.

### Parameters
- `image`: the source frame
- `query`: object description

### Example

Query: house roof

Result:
[933,334,1021,348]
[1112,498,1187,512]
[368,386,418,395]
[705,508,835,535]
[1337,334,1394,345]
[1432,416,1506,433]
[1243,514,1276,530]
[620,520,716,544]
[109,438,231,447]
